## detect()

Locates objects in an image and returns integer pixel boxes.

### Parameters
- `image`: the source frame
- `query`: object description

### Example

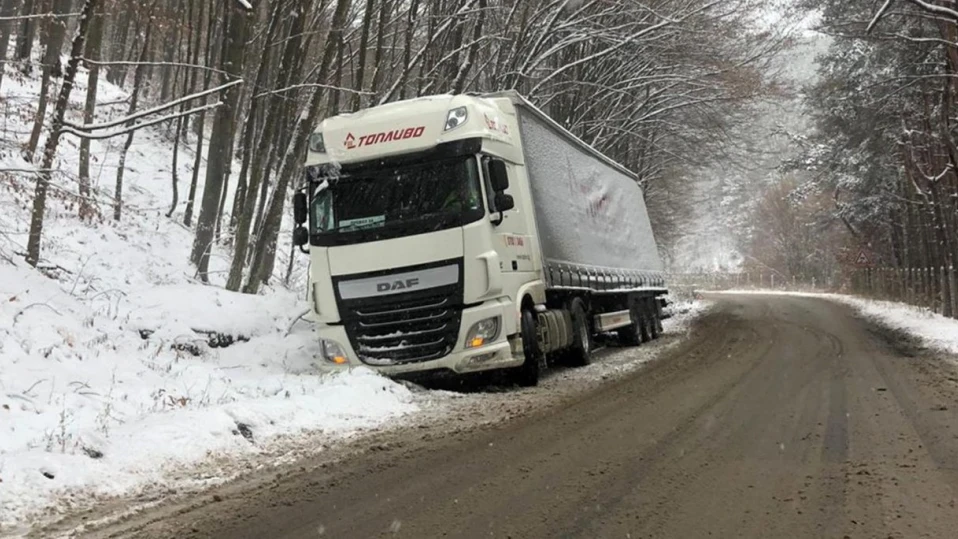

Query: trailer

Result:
[292,90,667,385]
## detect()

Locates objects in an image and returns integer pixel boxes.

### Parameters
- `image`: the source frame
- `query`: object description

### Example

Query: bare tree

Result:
[189,0,252,281]
[77,6,104,220]
[24,0,72,160]
[0,0,19,93]
[25,0,100,267]
[112,23,152,221]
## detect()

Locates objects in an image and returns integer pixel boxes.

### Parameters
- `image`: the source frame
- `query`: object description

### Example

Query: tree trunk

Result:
[190,1,251,281]
[15,0,37,68]
[244,0,353,294]
[26,0,100,267]
[226,0,298,291]
[166,0,195,219]
[25,68,52,159]
[113,25,151,221]
[227,0,306,291]
[167,115,183,218]
[368,0,391,99]
[77,7,104,221]
[397,0,420,101]
[0,0,19,93]
[183,0,213,227]
[106,1,131,84]
[351,0,376,111]
[43,0,69,76]
[451,0,484,94]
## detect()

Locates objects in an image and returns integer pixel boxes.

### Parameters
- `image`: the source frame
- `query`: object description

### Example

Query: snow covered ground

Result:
[710,290,958,356]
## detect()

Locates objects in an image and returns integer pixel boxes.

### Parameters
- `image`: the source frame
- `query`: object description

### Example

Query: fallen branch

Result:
[286,309,312,336]
[14,303,64,324]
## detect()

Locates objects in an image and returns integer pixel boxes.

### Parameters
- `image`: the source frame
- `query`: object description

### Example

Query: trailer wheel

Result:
[650,298,663,338]
[566,298,593,367]
[511,308,541,387]
[653,298,664,335]
[639,299,653,343]
[617,299,643,346]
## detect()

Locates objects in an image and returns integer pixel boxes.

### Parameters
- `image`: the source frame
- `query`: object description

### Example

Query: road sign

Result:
[854,249,873,267]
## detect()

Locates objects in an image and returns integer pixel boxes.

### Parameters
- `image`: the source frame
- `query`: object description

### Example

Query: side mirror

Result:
[494,193,515,212]
[293,226,309,252]
[293,192,308,225]
[488,159,509,192]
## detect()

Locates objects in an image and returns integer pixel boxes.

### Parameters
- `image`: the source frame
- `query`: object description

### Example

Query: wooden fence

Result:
[667,267,958,319]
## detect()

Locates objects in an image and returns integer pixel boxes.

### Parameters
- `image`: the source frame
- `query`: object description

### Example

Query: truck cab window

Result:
[308,156,485,246]
[481,156,498,213]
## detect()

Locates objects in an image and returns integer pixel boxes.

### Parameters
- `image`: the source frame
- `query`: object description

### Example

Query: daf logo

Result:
[376,278,419,292]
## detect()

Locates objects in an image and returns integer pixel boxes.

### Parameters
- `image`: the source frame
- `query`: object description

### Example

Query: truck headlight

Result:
[465,317,499,348]
[444,106,468,131]
[309,132,326,153]
[320,339,348,364]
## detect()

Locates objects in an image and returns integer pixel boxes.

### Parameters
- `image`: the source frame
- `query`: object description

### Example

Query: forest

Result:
[741,0,958,302]
[0,0,786,291]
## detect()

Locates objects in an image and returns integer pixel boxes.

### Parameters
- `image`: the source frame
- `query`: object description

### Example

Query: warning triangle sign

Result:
[855,250,871,266]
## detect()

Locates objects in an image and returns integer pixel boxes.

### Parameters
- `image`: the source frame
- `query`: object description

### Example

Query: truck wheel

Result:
[511,308,541,387]
[617,300,643,346]
[566,298,593,367]
[650,298,663,339]
[653,299,665,335]
[639,299,652,343]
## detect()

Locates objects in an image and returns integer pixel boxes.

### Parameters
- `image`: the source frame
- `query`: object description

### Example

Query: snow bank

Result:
[0,251,418,531]
[710,290,958,355]
[0,60,417,531]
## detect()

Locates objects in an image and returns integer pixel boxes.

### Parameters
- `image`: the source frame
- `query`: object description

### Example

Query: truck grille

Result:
[337,282,463,366]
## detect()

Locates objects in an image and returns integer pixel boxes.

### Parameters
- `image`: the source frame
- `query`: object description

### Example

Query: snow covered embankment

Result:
[0,66,417,532]
[0,258,418,534]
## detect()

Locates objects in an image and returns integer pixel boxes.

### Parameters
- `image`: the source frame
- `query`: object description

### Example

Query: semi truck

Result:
[291,90,667,386]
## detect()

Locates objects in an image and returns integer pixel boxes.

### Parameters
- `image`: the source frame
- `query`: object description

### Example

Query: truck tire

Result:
[649,298,662,339]
[653,298,665,335]
[617,299,643,346]
[639,299,653,343]
[566,298,593,367]
[511,308,541,387]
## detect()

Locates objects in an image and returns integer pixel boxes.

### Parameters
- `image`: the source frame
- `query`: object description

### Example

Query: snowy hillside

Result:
[0,62,418,531]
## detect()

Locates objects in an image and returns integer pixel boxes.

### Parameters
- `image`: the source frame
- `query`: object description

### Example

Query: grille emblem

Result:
[376,278,419,293]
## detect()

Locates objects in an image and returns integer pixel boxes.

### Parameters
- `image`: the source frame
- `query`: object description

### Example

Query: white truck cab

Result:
[292,91,666,385]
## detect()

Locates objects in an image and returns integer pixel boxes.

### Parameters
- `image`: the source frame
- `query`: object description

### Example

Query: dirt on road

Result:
[60,294,958,538]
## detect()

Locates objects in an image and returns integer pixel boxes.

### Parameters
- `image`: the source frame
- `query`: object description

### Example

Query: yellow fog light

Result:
[465,317,499,349]
[320,339,349,365]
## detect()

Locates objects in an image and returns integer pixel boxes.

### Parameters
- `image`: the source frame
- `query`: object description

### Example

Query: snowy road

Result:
[47,294,958,538]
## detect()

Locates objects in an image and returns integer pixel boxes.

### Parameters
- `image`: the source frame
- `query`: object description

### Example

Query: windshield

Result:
[309,156,485,246]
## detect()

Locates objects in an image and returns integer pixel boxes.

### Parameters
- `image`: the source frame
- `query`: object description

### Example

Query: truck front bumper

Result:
[313,299,523,377]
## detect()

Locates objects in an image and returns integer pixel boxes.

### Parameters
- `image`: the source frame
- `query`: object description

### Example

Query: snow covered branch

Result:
[0,12,81,21]
[253,83,371,99]
[60,102,223,140]
[81,59,229,76]
[867,0,897,33]
[62,80,241,132]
